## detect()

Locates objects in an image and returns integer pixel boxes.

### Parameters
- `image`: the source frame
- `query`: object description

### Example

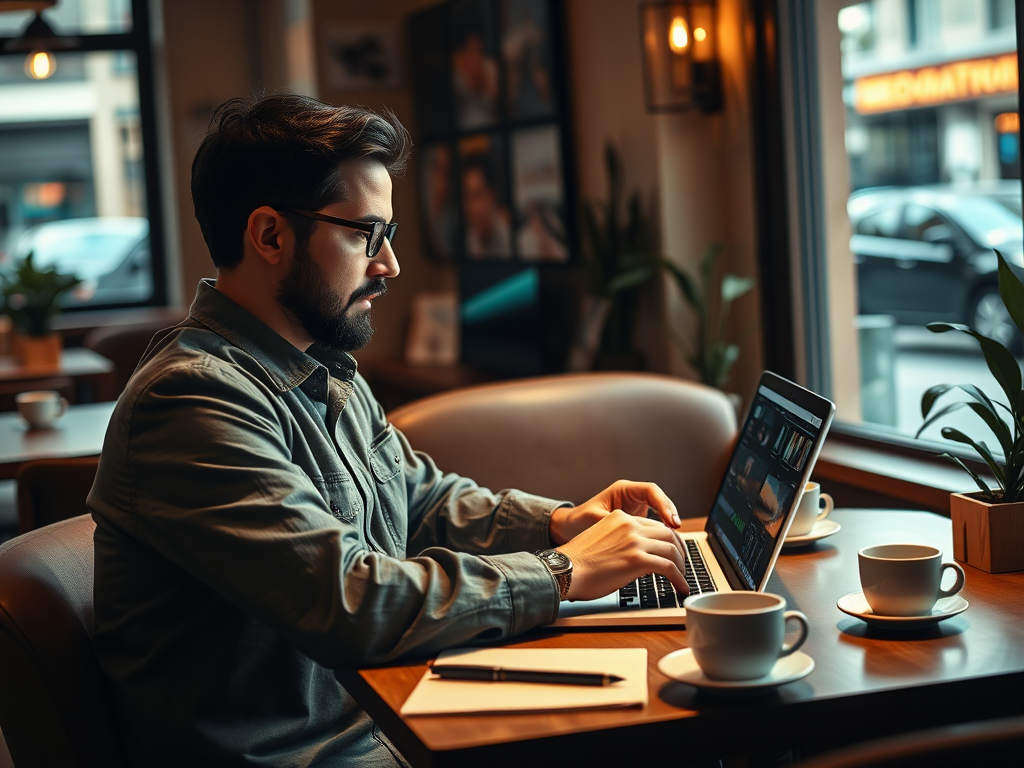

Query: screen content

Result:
[708,385,825,589]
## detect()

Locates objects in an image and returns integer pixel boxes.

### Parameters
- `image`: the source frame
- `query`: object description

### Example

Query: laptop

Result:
[551,371,836,628]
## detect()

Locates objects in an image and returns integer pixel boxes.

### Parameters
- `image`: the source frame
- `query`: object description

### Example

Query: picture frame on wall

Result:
[407,0,575,265]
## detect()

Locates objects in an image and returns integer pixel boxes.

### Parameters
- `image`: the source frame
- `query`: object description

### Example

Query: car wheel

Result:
[971,287,1023,355]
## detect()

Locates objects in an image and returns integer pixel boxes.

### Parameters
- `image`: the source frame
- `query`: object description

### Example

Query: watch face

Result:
[539,549,571,574]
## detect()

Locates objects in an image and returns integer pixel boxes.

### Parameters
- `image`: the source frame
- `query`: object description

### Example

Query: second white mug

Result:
[788,482,833,537]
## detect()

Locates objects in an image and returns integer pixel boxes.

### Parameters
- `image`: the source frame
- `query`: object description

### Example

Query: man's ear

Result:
[246,206,289,266]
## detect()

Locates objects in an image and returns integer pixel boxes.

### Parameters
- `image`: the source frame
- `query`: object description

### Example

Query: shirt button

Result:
[393,455,400,463]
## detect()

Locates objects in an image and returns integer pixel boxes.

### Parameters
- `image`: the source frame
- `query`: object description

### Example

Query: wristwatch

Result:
[535,548,573,601]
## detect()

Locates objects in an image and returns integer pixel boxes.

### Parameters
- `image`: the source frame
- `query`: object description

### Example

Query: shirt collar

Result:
[187,279,357,393]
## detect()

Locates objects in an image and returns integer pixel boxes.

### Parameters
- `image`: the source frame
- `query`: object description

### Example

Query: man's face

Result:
[277,158,399,351]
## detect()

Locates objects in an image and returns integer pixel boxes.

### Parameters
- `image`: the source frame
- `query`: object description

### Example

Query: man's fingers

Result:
[615,481,681,528]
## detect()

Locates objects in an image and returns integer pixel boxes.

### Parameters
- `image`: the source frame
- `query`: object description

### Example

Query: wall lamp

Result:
[1,1,77,80]
[639,0,722,113]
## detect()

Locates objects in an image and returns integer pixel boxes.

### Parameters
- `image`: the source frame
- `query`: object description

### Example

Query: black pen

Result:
[430,664,625,686]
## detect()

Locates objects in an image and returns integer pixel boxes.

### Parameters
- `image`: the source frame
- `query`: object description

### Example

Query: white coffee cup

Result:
[683,592,809,681]
[788,482,834,537]
[15,390,68,430]
[858,544,966,617]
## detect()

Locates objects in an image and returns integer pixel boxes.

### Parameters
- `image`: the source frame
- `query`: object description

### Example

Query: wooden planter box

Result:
[949,492,1024,573]
[11,332,62,368]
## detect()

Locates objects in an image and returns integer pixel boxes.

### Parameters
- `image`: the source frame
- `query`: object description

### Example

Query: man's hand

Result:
[556,510,689,601]
[548,479,681,545]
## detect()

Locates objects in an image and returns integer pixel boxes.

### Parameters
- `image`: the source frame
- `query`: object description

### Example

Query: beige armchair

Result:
[388,372,738,515]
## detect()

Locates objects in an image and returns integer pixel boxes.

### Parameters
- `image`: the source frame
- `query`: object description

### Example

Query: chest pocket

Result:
[369,425,403,483]
[310,472,358,522]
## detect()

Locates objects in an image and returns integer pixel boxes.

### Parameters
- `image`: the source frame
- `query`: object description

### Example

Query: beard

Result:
[277,238,386,352]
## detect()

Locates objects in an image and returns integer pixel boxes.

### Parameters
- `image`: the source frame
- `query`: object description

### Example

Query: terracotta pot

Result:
[12,332,62,368]
[949,492,1024,573]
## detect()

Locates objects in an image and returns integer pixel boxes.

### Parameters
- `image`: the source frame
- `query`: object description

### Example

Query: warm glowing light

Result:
[25,50,55,80]
[694,27,707,42]
[995,112,1020,134]
[668,16,689,54]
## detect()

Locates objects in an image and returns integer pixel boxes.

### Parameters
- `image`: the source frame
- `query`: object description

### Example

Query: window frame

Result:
[0,0,168,311]
[747,0,1024,485]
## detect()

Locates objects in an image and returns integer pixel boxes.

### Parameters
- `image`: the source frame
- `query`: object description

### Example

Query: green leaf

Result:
[721,274,756,303]
[607,263,656,294]
[926,322,1021,406]
[937,453,996,499]
[663,260,703,314]
[996,249,1024,340]
[920,383,957,419]
[940,428,1005,490]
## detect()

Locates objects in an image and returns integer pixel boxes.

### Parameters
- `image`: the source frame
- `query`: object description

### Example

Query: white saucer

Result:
[783,519,841,549]
[837,592,969,629]
[658,648,814,695]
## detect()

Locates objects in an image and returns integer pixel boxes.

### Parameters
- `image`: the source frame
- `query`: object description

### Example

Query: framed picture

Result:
[501,0,557,120]
[418,142,461,260]
[459,133,512,260]
[510,124,567,261]
[407,0,575,264]
[405,292,460,366]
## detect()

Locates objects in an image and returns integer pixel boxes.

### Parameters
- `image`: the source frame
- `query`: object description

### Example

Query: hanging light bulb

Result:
[668,14,689,54]
[25,49,55,79]
[4,9,76,80]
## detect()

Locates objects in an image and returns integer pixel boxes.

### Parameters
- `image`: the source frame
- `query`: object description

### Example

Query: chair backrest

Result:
[388,372,737,513]
[83,315,185,395]
[0,515,129,768]
[16,456,101,534]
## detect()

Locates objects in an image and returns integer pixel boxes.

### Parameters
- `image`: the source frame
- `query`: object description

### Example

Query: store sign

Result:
[854,53,1018,115]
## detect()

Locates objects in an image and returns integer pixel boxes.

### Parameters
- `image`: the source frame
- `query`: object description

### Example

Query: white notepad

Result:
[400,647,648,716]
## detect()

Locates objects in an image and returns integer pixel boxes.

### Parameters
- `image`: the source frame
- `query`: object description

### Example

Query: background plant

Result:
[662,244,755,390]
[916,250,1024,502]
[573,142,661,359]
[0,252,82,337]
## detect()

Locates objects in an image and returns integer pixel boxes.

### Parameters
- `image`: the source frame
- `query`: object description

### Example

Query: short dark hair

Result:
[191,93,412,269]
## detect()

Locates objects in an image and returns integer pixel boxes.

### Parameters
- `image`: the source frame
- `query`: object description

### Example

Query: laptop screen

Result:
[706,378,832,590]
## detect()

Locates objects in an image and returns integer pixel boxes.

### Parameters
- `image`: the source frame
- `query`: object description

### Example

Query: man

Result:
[89,93,689,767]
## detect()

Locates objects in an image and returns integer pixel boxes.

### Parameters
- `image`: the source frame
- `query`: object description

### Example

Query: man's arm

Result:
[91,363,560,671]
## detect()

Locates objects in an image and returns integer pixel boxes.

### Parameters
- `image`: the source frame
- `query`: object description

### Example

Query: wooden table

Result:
[0,348,117,406]
[0,401,115,481]
[338,509,1024,766]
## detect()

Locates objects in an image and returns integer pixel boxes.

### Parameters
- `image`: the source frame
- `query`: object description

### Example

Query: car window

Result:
[903,204,953,243]
[854,205,902,237]
[939,196,1022,245]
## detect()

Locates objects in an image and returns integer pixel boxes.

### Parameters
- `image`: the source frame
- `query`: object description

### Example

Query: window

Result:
[0,0,165,311]
[762,0,1020,449]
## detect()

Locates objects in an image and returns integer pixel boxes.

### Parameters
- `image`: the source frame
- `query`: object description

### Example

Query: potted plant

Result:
[916,250,1024,573]
[564,142,661,371]
[0,252,81,367]
[661,244,755,391]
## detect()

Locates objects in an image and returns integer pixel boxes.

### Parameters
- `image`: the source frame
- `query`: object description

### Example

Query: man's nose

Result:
[369,238,400,279]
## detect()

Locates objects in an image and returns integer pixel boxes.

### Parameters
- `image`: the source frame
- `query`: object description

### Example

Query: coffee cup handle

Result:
[818,493,833,521]
[780,610,809,657]
[58,397,68,418]
[938,561,966,598]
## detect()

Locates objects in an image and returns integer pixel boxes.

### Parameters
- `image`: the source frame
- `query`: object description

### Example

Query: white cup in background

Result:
[858,544,966,617]
[788,481,834,537]
[683,592,809,681]
[15,390,68,430]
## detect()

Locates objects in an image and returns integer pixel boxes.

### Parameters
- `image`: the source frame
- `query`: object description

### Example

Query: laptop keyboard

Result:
[618,540,718,609]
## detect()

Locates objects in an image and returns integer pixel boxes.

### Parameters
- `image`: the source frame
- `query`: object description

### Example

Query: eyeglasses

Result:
[280,209,398,258]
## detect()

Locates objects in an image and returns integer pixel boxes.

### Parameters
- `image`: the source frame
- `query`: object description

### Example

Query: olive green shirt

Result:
[89,279,564,767]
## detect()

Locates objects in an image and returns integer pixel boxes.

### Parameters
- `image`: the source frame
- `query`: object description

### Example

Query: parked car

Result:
[7,217,152,308]
[848,183,1024,351]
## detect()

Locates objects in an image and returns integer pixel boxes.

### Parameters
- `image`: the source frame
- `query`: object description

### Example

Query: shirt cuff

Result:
[485,551,560,633]
[500,490,572,554]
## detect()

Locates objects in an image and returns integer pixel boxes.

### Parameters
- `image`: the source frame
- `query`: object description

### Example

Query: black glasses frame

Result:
[280,209,398,258]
